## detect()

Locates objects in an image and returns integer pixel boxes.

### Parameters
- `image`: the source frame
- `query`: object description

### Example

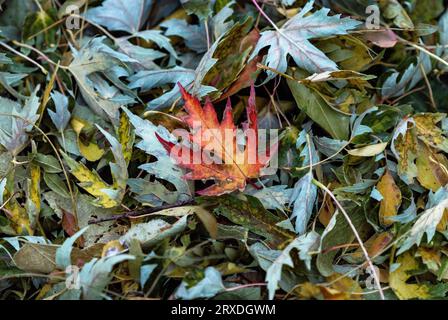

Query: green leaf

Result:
[381,52,431,99]
[68,37,136,124]
[290,172,318,234]
[49,91,70,131]
[317,207,368,276]
[210,194,295,249]
[380,0,414,29]
[22,8,57,47]
[182,0,213,20]
[287,68,350,140]
[123,107,191,200]
[0,89,40,156]
[33,153,62,173]
[43,172,70,198]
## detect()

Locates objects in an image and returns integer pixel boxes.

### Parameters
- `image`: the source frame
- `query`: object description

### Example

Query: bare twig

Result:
[419,63,437,111]
[0,41,48,74]
[312,179,385,300]
[88,200,196,224]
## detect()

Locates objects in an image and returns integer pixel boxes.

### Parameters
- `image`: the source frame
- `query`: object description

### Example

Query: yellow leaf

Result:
[416,247,441,273]
[37,63,59,125]
[5,201,33,235]
[295,282,323,299]
[294,275,363,300]
[29,164,41,211]
[416,142,448,191]
[62,152,118,208]
[377,170,402,226]
[394,122,418,182]
[390,253,429,300]
[322,274,363,300]
[436,209,448,232]
[118,112,134,165]
[348,142,388,157]
[36,284,53,300]
[26,164,41,228]
[414,113,448,152]
[3,170,33,235]
[71,117,104,162]
[101,240,125,258]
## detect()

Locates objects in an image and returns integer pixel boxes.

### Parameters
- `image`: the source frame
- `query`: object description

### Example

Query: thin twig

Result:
[204,18,211,50]
[0,41,48,74]
[401,38,448,68]
[389,86,425,105]
[12,41,68,69]
[419,63,437,111]
[225,283,267,292]
[312,179,385,300]
[88,200,196,224]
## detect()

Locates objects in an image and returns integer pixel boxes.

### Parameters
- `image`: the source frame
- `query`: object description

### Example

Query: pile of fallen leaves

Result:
[2,0,448,300]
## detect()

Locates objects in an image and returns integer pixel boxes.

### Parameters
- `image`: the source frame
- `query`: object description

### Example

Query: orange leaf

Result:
[156,83,275,196]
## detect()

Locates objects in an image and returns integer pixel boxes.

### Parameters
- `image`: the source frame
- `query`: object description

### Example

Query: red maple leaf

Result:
[156,83,276,196]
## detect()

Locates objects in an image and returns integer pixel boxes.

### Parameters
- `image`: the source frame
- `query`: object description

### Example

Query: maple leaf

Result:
[156,83,275,196]
[250,0,361,80]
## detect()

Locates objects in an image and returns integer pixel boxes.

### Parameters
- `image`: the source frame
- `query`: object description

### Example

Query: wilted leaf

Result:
[317,207,368,276]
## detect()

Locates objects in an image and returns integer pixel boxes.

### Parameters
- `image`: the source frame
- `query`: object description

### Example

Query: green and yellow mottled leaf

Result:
[414,113,448,153]
[416,142,448,191]
[71,117,104,162]
[390,253,429,300]
[118,112,134,165]
[61,152,118,208]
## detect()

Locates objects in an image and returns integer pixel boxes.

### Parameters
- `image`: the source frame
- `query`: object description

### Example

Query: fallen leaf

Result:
[377,170,402,226]
[390,253,429,300]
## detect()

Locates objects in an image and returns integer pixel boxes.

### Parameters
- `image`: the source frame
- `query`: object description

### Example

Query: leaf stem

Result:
[251,0,281,33]
[0,41,48,75]
[400,38,448,68]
